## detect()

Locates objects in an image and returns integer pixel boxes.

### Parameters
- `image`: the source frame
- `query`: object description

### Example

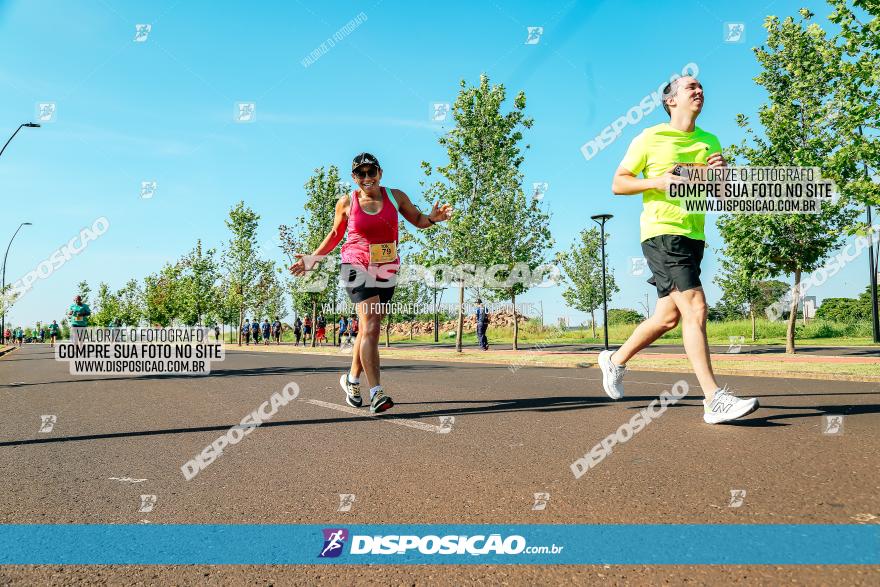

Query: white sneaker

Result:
[703,386,759,424]
[598,349,626,400]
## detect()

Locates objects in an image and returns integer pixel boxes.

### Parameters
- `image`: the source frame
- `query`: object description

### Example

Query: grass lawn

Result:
[382,318,876,348]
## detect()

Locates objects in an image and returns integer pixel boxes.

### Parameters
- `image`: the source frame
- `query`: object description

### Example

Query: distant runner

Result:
[272,317,282,344]
[48,320,60,347]
[67,295,91,341]
[261,319,271,346]
[241,320,251,346]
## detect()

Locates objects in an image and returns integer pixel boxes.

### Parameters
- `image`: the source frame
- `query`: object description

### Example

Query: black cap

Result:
[352,152,380,171]
[475,298,483,304]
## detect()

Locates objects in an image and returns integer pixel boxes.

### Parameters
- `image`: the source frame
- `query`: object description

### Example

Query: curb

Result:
[231,346,880,383]
[0,346,17,358]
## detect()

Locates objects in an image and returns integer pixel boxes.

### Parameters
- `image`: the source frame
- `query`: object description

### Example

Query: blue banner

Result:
[0,524,875,565]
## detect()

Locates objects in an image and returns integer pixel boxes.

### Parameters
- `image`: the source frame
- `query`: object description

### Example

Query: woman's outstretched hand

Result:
[288,253,317,276]
[428,201,453,224]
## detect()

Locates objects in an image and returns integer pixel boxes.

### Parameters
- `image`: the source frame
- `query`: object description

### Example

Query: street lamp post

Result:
[858,126,880,343]
[1,222,33,341]
[591,214,613,350]
[0,123,40,160]
[433,288,439,343]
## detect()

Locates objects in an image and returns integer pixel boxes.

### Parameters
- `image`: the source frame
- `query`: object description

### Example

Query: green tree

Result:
[721,8,860,353]
[557,227,619,338]
[827,1,880,213]
[608,308,645,325]
[250,260,287,322]
[179,240,220,327]
[482,181,553,350]
[265,267,289,325]
[386,223,433,345]
[214,279,242,341]
[143,263,183,326]
[92,282,120,326]
[815,285,872,321]
[223,202,261,343]
[280,166,346,347]
[0,285,20,322]
[116,279,144,326]
[421,74,535,351]
[76,280,91,304]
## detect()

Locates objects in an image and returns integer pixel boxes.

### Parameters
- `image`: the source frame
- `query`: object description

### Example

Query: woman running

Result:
[290,152,452,413]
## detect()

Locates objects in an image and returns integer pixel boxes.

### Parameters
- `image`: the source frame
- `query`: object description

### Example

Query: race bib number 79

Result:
[369,242,397,264]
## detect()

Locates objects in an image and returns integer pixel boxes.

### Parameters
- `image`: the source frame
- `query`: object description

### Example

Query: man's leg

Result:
[668,287,720,400]
[611,296,681,364]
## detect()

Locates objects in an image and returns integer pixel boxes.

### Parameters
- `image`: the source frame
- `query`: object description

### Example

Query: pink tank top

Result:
[340,187,400,274]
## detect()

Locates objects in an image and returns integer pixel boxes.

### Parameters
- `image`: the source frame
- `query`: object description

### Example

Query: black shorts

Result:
[341,264,396,304]
[641,235,705,298]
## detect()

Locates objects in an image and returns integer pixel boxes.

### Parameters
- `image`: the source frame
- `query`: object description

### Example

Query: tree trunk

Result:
[591,310,596,339]
[410,321,414,340]
[786,268,801,354]
[750,306,756,342]
[511,290,519,351]
[455,282,464,353]
[238,306,243,346]
[385,312,391,348]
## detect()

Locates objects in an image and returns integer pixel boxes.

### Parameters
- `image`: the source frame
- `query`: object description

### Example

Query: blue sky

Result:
[0,0,870,328]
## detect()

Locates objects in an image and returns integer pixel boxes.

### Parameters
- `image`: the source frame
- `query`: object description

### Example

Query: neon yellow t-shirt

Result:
[620,123,722,242]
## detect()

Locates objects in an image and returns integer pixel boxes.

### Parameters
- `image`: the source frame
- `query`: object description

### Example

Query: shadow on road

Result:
[3,391,877,447]
[0,394,691,448]
[0,363,515,389]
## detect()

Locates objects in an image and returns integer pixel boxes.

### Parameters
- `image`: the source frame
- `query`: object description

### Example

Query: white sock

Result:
[348,374,360,384]
[369,385,382,399]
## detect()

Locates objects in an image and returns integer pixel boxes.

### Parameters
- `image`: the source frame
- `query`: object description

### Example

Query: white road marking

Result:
[302,399,450,434]
[108,477,148,484]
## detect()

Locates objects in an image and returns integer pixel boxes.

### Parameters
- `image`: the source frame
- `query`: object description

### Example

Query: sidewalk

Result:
[232,341,880,382]
[0,344,16,358]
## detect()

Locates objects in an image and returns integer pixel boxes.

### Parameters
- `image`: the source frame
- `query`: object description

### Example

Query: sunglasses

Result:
[353,166,379,179]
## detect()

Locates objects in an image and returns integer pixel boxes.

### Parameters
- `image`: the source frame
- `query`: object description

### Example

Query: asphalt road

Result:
[1,344,877,585]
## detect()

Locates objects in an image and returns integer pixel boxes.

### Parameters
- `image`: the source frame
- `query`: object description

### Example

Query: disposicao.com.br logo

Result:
[318,528,563,557]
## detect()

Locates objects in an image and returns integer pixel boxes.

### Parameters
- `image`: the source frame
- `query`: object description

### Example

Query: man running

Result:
[338,315,348,346]
[242,320,251,346]
[68,295,91,341]
[475,299,490,351]
[293,317,302,346]
[272,317,282,344]
[302,316,312,345]
[14,326,24,347]
[604,74,759,424]
[349,314,358,343]
[261,319,271,346]
[48,320,60,347]
[290,152,452,413]
[250,318,261,345]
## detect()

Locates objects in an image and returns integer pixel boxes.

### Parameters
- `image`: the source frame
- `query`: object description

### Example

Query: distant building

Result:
[802,296,817,319]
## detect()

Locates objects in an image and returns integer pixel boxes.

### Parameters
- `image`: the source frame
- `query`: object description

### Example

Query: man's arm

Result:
[612,166,684,195]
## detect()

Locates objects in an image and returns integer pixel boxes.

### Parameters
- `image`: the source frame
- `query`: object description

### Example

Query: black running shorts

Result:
[341,264,396,304]
[640,234,705,298]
